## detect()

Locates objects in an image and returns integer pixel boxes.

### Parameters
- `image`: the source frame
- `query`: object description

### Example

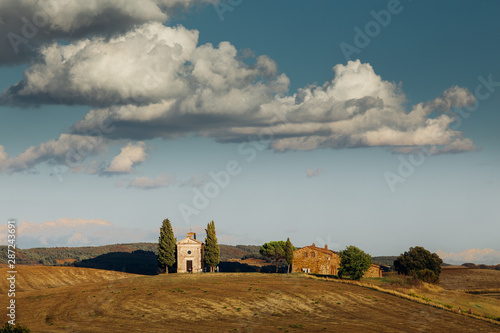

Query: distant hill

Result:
[371,256,397,270]
[461,263,500,270]
[0,243,264,266]
[0,243,158,265]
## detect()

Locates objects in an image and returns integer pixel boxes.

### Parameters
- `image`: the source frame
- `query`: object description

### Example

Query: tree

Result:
[260,241,287,273]
[204,220,220,272]
[157,219,176,274]
[394,246,443,282]
[338,245,372,280]
[285,238,295,273]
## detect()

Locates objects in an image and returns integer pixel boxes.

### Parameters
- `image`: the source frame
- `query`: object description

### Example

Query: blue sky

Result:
[0,0,499,264]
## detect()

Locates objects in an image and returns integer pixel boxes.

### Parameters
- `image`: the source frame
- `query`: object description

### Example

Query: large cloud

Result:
[1,22,199,106]
[0,21,478,173]
[0,0,216,65]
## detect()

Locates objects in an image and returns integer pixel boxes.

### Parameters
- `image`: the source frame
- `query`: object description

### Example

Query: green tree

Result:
[284,238,295,273]
[0,322,31,332]
[204,220,220,272]
[338,245,372,280]
[157,219,176,274]
[394,246,443,282]
[260,241,287,273]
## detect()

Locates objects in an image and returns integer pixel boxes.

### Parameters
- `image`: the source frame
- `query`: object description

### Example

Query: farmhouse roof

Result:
[295,243,338,256]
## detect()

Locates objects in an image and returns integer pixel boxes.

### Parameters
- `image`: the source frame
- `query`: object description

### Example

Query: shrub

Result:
[413,269,439,284]
[394,246,442,283]
[338,245,372,280]
[0,323,31,332]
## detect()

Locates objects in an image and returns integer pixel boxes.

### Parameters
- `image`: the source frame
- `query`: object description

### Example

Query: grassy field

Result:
[1,266,499,332]
[359,267,500,324]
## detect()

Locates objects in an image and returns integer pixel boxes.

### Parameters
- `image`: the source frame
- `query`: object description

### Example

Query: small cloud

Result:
[436,248,500,265]
[103,142,148,174]
[306,168,323,177]
[429,138,477,155]
[180,174,209,188]
[127,173,174,189]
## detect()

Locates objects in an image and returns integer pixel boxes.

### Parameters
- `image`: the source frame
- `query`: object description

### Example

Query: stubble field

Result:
[1,266,499,332]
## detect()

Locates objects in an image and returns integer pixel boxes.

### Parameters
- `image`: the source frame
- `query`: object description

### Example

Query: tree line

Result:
[258,240,444,283]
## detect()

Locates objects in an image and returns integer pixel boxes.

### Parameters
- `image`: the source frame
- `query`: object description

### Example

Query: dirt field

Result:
[1,266,133,292]
[440,267,500,291]
[2,266,500,332]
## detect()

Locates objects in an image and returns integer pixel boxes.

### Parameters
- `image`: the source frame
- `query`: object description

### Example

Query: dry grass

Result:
[1,266,499,332]
[0,266,133,292]
[306,268,500,326]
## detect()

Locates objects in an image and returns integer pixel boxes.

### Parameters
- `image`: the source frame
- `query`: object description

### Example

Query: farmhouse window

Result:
[304,252,307,258]
[311,252,315,258]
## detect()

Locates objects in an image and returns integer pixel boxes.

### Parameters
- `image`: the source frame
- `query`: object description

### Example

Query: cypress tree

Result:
[204,220,220,272]
[285,238,294,273]
[157,218,176,274]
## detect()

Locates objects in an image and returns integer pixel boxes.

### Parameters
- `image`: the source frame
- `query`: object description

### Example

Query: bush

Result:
[0,323,31,332]
[394,246,442,283]
[338,245,372,280]
[414,269,439,284]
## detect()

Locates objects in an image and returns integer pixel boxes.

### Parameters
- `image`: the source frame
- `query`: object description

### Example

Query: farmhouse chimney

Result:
[187,232,196,240]
[324,244,328,250]
[312,243,315,247]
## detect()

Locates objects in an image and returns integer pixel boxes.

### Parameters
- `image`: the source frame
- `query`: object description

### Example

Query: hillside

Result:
[0,243,158,265]
[0,266,133,292]
[2,267,499,332]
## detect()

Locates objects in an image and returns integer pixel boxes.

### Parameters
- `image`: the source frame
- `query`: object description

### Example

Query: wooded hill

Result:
[0,243,264,266]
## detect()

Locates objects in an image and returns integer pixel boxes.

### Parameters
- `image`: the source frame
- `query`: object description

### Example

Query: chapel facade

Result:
[176,232,204,273]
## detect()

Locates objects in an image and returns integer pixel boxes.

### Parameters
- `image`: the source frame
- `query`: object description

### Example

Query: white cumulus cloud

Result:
[0,0,217,65]
[0,21,479,174]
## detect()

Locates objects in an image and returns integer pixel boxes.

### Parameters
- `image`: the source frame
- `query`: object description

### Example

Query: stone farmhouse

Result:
[176,232,204,273]
[292,243,382,278]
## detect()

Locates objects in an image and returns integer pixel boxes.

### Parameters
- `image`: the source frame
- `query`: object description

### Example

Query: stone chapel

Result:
[176,232,204,273]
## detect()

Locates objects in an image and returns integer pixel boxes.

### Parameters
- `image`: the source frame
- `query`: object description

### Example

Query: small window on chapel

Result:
[311,252,315,258]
